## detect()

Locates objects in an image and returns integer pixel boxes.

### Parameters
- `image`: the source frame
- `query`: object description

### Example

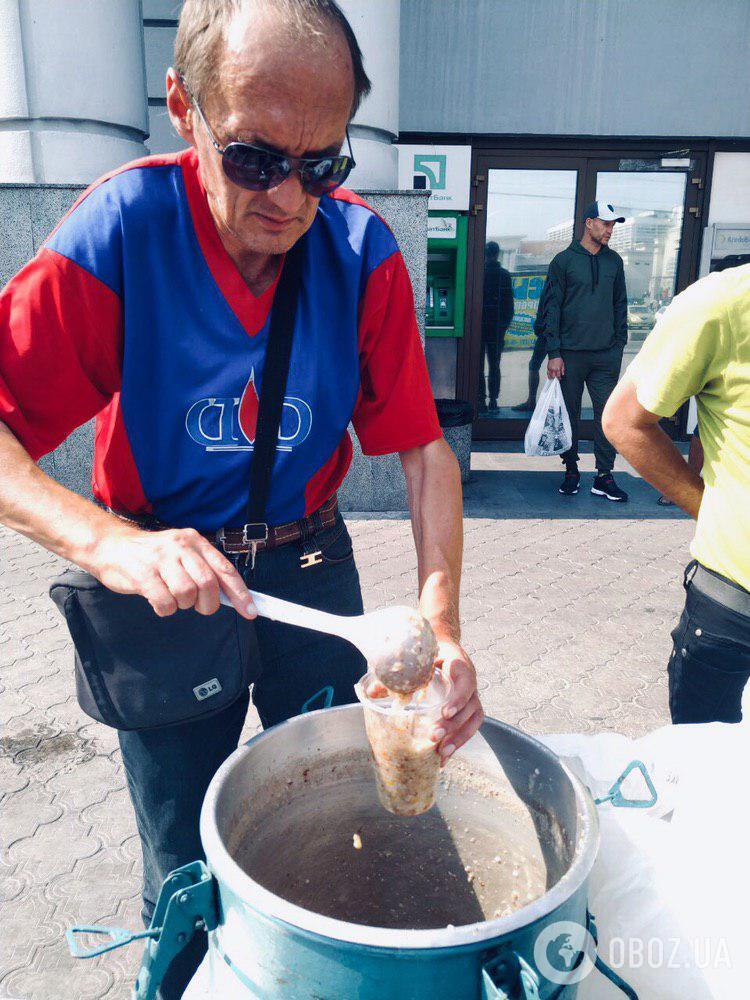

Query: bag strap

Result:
[242,237,305,542]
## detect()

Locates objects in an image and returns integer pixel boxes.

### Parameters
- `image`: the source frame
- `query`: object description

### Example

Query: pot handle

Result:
[594,759,658,810]
[301,685,335,713]
[481,950,540,999]
[481,911,639,999]
[589,911,639,999]
[66,860,217,1000]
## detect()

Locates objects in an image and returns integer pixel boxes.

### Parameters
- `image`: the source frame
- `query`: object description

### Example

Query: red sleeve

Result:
[352,251,441,456]
[0,248,122,460]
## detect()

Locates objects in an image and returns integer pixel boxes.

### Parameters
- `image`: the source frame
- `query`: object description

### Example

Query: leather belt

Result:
[688,561,750,618]
[214,494,338,561]
[108,494,339,568]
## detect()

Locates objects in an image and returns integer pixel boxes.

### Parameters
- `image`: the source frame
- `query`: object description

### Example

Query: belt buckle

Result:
[243,523,269,569]
[300,550,323,569]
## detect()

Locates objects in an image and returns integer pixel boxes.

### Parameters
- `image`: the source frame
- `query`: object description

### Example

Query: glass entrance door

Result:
[465,150,706,439]
[590,168,687,387]
[469,163,581,431]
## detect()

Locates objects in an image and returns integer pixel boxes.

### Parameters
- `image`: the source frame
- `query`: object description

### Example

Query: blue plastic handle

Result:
[300,685,335,713]
[595,759,658,809]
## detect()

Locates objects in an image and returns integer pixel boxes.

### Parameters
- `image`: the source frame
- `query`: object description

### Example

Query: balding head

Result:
[174,0,370,120]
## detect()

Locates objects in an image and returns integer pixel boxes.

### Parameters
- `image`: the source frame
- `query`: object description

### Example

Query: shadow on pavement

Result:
[343,444,693,522]
[463,468,691,520]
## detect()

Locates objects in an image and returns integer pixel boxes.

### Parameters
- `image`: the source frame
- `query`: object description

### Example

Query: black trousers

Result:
[481,338,503,405]
[668,564,750,723]
[560,345,622,472]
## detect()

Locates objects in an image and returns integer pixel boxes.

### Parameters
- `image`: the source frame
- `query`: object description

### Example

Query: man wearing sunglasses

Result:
[0,1,482,993]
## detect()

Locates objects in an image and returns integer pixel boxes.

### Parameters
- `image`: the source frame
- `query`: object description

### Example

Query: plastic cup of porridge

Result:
[355,669,446,816]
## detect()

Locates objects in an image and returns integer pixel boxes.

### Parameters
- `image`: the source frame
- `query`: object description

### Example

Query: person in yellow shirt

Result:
[603,264,750,723]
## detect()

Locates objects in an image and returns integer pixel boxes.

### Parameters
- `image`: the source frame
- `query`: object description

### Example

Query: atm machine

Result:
[699,223,750,276]
[424,212,468,398]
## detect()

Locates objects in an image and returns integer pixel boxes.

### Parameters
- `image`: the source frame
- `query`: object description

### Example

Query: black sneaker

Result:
[558,470,580,495]
[591,473,629,502]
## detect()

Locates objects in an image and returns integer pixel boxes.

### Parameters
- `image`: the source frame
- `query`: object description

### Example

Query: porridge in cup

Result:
[355,670,446,816]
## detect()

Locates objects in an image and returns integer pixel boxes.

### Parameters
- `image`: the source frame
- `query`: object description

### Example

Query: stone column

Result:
[0,0,149,184]
[338,0,400,190]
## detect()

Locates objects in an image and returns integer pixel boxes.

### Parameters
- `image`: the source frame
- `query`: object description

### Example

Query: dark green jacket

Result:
[543,240,628,358]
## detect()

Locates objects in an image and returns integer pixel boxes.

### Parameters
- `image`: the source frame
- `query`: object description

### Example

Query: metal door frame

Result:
[460,144,709,441]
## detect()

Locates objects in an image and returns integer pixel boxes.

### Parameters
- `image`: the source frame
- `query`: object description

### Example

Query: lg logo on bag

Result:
[193,677,223,701]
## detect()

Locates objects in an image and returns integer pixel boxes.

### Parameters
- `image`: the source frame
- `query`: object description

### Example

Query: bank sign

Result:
[397,145,472,211]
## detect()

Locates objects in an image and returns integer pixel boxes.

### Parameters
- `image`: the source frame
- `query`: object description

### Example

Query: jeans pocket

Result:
[668,610,690,721]
[671,617,750,723]
[314,517,355,566]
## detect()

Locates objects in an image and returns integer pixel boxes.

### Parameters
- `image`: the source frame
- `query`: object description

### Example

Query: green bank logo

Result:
[413,154,447,190]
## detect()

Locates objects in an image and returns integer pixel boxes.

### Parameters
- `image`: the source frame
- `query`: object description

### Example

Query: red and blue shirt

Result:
[0,149,440,529]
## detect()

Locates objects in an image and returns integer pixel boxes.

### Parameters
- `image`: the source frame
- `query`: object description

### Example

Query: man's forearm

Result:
[402,439,463,644]
[0,421,256,617]
[0,422,124,568]
[604,412,704,518]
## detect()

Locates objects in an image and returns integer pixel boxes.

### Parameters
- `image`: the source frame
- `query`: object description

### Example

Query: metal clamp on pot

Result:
[67,861,218,1000]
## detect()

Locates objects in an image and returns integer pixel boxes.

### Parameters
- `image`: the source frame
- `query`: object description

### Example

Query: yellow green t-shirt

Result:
[626,264,750,591]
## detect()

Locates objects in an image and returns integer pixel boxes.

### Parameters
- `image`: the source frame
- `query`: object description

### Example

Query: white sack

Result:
[524,377,572,457]
[541,684,750,999]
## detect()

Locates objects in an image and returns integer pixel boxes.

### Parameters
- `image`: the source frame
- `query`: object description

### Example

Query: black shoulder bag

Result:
[49,239,305,731]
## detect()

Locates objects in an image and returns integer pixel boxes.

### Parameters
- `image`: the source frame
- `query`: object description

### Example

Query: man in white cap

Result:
[544,201,629,501]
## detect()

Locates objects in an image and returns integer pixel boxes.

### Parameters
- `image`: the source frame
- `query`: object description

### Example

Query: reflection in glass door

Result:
[476,168,579,422]
[591,170,687,403]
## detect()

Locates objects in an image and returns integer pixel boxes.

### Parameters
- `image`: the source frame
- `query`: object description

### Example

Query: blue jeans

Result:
[117,512,365,998]
[668,564,750,723]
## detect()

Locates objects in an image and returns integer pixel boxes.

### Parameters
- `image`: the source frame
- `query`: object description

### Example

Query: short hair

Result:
[485,241,500,259]
[174,0,371,119]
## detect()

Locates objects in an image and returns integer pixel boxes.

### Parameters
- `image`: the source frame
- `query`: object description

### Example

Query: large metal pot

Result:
[195,706,602,999]
[68,704,640,998]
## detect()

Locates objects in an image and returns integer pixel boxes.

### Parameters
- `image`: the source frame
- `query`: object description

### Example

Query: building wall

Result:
[400,0,750,137]
[0,0,150,183]
[142,1,183,154]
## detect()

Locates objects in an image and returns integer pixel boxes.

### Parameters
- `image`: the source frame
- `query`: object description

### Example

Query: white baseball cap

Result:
[584,200,626,223]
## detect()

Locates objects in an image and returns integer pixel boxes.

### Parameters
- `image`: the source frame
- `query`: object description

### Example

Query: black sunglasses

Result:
[185,85,355,197]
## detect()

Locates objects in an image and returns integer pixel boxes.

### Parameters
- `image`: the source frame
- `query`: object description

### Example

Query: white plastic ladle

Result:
[219,590,436,692]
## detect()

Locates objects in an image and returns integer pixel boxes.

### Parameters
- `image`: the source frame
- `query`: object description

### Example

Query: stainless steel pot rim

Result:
[200,707,600,950]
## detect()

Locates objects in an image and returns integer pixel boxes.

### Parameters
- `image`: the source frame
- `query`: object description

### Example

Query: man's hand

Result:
[430,641,484,763]
[547,357,565,379]
[86,524,257,619]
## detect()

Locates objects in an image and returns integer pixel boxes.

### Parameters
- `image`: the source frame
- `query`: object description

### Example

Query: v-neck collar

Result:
[179,147,284,337]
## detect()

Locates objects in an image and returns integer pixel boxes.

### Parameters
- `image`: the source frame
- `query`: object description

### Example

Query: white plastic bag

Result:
[524,377,572,456]
[540,684,750,999]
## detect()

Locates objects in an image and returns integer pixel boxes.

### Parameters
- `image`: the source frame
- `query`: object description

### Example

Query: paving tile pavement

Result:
[1,494,693,998]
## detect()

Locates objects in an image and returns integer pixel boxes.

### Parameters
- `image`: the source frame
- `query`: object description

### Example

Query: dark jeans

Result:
[560,345,623,473]
[118,512,365,998]
[529,334,547,373]
[481,338,503,406]
[668,564,750,723]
